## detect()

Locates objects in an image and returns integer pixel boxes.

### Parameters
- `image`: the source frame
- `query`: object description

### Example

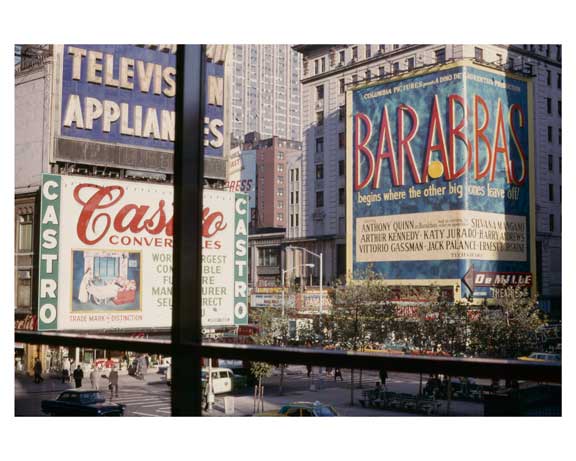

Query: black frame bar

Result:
[15,331,561,384]
[171,44,205,416]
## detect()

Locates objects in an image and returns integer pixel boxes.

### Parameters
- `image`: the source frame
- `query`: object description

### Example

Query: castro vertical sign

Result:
[346,61,535,300]
[37,174,248,330]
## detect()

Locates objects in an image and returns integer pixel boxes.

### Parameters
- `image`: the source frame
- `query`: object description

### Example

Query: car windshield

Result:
[314,406,337,416]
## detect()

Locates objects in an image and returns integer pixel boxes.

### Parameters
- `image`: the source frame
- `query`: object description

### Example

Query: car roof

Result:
[284,401,330,408]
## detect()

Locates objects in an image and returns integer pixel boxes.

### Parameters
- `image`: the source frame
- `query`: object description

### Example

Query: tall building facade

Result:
[294,45,562,316]
[230,45,302,143]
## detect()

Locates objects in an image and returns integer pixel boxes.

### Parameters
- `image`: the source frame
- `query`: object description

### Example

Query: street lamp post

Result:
[282,264,314,318]
[287,246,323,323]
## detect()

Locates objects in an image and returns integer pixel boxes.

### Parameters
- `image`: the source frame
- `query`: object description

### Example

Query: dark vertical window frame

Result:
[172,44,205,416]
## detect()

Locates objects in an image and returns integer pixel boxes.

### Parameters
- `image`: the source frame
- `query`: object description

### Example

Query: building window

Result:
[295,168,299,181]
[435,48,446,63]
[496,53,503,65]
[394,45,400,50]
[277,176,284,184]
[339,188,345,205]
[278,152,284,160]
[352,46,358,60]
[365,69,371,81]
[559,157,562,173]
[556,45,561,61]
[295,191,299,204]
[339,50,345,64]
[276,189,284,197]
[316,191,324,208]
[365,45,371,58]
[474,47,484,61]
[339,78,345,94]
[546,45,551,57]
[258,247,279,266]
[548,155,554,172]
[277,213,283,222]
[546,70,551,85]
[352,74,358,84]
[407,57,415,70]
[548,126,553,142]
[549,214,555,233]
[278,201,283,209]
[316,164,324,180]
[18,214,33,252]
[290,214,294,227]
[290,191,294,205]
[379,66,385,77]
[315,59,319,74]
[547,98,552,114]
[379,45,386,53]
[321,57,326,72]
[339,160,345,176]
[316,111,324,126]
[295,214,299,226]
[338,132,345,149]
[315,137,324,153]
[316,85,324,100]
[17,272,32,308]
[277,164,284,172]
[557,73,561,89]
[549,184,554,201]
[558,100,562,116]
[393,62,400,75]
[339,105,345,121]
[559,128,561,145]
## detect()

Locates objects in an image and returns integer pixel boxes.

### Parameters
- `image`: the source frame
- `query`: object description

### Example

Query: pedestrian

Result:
[334,367,343,381]
[108,366,119,398]
[73,365,84,388]
[306,364,312,378]
[33,358,43,384]
[89,366,100,390]
[379,369,388,386]
[62,357,71,383]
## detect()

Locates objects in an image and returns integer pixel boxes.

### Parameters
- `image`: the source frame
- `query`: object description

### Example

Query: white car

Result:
[165,367,235,394]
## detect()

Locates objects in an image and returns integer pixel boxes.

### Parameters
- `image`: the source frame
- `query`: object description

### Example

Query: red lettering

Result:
[74,183,225,245]
[372,106,398,188]
[397,104,421,186]
[354,113,374,191]
[422,95,451,182]
[448,94,472,179]
[474,95,491,180]
[508,104,527,185]
[490,100,513,183]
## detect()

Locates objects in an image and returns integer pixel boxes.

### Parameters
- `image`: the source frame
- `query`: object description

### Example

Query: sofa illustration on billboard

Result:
[72,250,141,311]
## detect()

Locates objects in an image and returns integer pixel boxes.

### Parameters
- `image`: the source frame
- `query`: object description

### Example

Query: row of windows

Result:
[312,45,406,76]
[315,189,346,208]
[289,213,300,227]
[547,155,561,174]
[546,98,562,116]
[547,127,562,144]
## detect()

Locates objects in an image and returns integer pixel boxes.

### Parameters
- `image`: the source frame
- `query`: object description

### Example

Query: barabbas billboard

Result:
[37,174,248,331]
[346,61,535,301]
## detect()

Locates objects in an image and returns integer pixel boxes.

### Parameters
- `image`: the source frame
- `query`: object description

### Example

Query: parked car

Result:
[517,352,561,362]
[165,367,239,394]
[41,390,125,416]
[259,401,339,416]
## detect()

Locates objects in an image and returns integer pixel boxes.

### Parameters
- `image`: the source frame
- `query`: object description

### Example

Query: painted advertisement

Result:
[37,174,248,330]
[58,44,226,157]
[346,61,535,300]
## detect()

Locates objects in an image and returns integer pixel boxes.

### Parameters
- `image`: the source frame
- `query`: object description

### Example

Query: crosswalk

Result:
[110,392,172,416]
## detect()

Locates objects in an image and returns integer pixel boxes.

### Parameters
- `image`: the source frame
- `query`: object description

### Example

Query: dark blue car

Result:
[41,390,125,416]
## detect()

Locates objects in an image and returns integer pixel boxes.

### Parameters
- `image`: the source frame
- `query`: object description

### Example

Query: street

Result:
[15,366,484,417]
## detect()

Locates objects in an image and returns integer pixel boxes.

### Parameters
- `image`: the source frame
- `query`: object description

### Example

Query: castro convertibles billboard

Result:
[346,61,535,301]
[55,45,226,170]
[37,174,248,331]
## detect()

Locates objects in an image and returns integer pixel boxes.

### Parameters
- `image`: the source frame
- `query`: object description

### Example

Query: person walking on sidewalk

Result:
[334,368,343,381]
[73,365,84,388]
[379,369,388,387]
[62,357,71,383]
[33,358,43,384]
[108,367,119,398]
[89,366,100,390]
